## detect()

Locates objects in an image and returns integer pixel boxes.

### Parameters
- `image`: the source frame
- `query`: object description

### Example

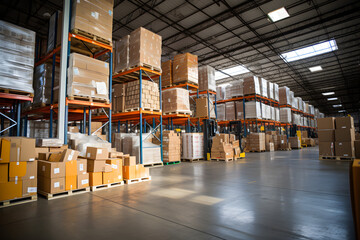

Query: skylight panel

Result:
[268,7,290,22]
[215,65,250,80]
[309,66,322,72]
[281,40,338,62]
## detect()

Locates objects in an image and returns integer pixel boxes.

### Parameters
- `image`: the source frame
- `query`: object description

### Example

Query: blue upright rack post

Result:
[139,70,143,164]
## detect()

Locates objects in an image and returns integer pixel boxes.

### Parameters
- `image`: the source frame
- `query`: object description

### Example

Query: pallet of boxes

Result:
[246,133,266,152]
[162,131,181,165]
[0,137,37,207]
[123,155,151,184]
[211,134,234,161]
[182,133,204,162]
[318,116,356,161]
[301,131,315,147]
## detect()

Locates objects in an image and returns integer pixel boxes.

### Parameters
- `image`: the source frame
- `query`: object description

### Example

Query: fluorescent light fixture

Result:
[268,7,290,22]
[309,66,322,72]
[281,39,338,62]
[333,104,342,107]
[338,110,346,112]
[215,65,250,81]
[322,92,335,96]
[327,97,338,101]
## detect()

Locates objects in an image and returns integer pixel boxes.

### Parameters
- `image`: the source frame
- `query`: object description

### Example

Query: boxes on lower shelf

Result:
[182,133,203,160]
[162,88,190,114]
[163,131,181,162]
[125,80,160,110]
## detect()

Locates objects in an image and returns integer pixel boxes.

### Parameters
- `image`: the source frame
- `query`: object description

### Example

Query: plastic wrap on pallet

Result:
[131,134,162,165]
[161,60,172,87]
[33,63,60,106]
[245,101,262,119]
[273,83,279,102]
[267,82,274,99]
[270,106,275,121]
[0,20,35,94]
[217,104,225,121]
[280,107,291,123]
[173,53,198,85]
[314,108,319,118]
[198,65,216,92]
[224,85,232,100]
[114,35,129,73]
[70,0,113,42]
[292,113,301,125]
[260,78,268,98]
[162,88,190,114]
[225,102,235,120]
[275,108,280,122]
[289,91,295,108]
[235,101,244,119]
[68,133,111,157]
[304,103,309,113]
[28,120,58,138]
[182,133,203,160]
[129,27,162,71]
[297,97,303,112]
[216,86,225,100]
[261,103,271,119]
[292,96,298,110]
[47,11,62,53]
[279,87,290,106]
[230,80,243,97]
[243,76,261,95]
[309,104,315,115]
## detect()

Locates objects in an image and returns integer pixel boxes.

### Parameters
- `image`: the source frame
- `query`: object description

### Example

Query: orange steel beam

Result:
[162,83,198,91]
[35,46,61,67]
[113,66,161,79]
[0,93,33,103]
[66,98,111,109]
[69,33,113,51]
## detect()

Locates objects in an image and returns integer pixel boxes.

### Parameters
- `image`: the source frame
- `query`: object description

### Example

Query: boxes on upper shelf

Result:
[198,66,216,92]
[114,35,129,73]
[195,97,216,118]
[162,88,190,114]
[172,53,198,85]
[161,60,172,87]
[243,76,260,95]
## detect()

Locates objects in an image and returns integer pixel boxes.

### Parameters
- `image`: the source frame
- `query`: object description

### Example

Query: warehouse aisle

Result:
[0,147,354,240]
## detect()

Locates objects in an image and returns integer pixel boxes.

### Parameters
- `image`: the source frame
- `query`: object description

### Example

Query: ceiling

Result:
[1,0,359,115]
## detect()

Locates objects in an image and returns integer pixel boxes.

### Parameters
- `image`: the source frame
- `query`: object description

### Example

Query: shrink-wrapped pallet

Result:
[173,53,198,85]
[279,87,290,106]
[182,133,203,160]
[0,20,35,94]
[235,101,244,120]
[268,82,274,99]
[297,97,303,112]
[290,91,295,108]
[198,65,216,92]
[161,60,172,87]
[216,86,225,100]
[292,113,301,125]
[114,35,129,73]
[162,88,190,114]
[217,104,225,121]
[260,78,268,98]
[230,80,243,97]
[243,76,261,95]
[273,83,279,102]
[245,101,262,119]
[292,96,298,110]
[309,104,315,115]
[280,107,292,123]
[224,85,232,100]
[270,106,275,121]
[225,102,235,120]
[261,104,271,119]
[33,63,59,107]
[275,108,280,122]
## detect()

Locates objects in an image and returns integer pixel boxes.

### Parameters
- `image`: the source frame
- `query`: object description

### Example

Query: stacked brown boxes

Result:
[125,80,160,110]
[279,87,291,106]
[67,53,109,101]
[173,53,198,85]
[289,137,301,149]
[0,137,37,201]
[195,97,216,118]
[243,76,261,95]
[355,133,360,159]
[217,104,225,121]
[163,131,181,163]
[114,35,129,73]
[335,116,355,158]
[162,88,191,114]
[247,133,265,152]
[112,84,126,113]
[104,157,123,185]
[235,101,244,120]
[70,0,113,43]
[123,155,150,180]
[211,134,234,160]
[198,65,216,92]
[225,102,235,120]
[277,135,289,149]
[265,134,274,151]
[161,60,172,87]
[86,147,112,186]
[317,117,335,156]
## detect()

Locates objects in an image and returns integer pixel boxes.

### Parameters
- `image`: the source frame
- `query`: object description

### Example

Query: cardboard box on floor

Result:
[317,117,335,130]
[38,176,65,194]
[77,173,89,188]
[319,142,335,156]
[335,142,355,158]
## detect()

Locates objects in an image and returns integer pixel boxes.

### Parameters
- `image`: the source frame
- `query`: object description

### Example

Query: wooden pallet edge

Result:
[0,195,37,208]
[124,176,152,184]
[90,181,124,191]
[71,28,112,46]
[68,95,109,104]
[38,187,90,200]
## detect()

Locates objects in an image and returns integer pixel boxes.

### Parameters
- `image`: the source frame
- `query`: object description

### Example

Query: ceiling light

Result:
[327,97,338,101]
[309,66,322,72]
[333,104,342,107]
[215,65,250,81]
[268,7,290,22]
[281,39,338,62]
[338,110,346,112]
[322,92,335,96]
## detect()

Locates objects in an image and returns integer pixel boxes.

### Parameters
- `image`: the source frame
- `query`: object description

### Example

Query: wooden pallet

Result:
[278,148,292,151]
[162,85,172,89]
[211,158,233,162]
[181,158,202,162]
[319,156,354,161]
[125,107,161,112]
[0,88,34,97]
[163,111,191,116]
[144,162,163,168]
[0,195,37,208]
[128,63,162,73]
[172,81,198,87]
[68,95,109,104]
[248,150,266,152]
[71,28,111,46]
[124,176,152,185]
[90,181,124,192]
[163,161,181,165]
[38,187,90,200]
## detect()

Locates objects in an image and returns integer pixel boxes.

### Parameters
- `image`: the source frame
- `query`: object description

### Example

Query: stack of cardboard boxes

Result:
[0,137,37,202]
[86,147,116,186]
[211,134,234,160]
[198,65,216,92]
[114,35,130,73]
[265,133,275,151]
[162,131,181,163]
[161,60,172,87]
[247,133,265,152]
[173,53,198,85]
[182,133,203,160]
[195,97,216,118]
[125,80,160,111]
[123,155,150,180]
[318,117,336,157]
[335,117,355,158]
[112,84,126,113]
[289,137,301,149]
[162,88,191,114]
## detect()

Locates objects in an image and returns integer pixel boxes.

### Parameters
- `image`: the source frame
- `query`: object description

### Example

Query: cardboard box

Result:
[317,117,335,130]
[65,175,77,191]
[8,162,27,179]
[161,60,172,87]
[48,145,68,153]
[38,176,65,194]
[104,164,112,173]
[335,142,354,157]
[162,88,190,114]
[195,97,216,118]
[49,149,79,162]
[87,160,106,172]
[114,35,129,73]
[335,128,355,142]
[123,165,136,179]
[0,163,8,183]
[173,53,198,85]
[0,181,22,201]
[66,160,78,176]
[22,179,37,197]
[335,116,354,129]
[38,160,65,178]
[89,172,102,186]
[123,156,136,166]
[319,142,335,156]
[0,137,36,162]
[198,65,216,92]
[77,159,87,175]
[86,147,109,160]
[355,141,360,159]
[77,173,89,188]
[318,130,335,142]
[106,159,122,172]
[102,172,114,184]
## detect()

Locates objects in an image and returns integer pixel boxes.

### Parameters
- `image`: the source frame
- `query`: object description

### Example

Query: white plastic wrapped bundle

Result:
[304,103,309,113]
[33,63,60,106]
[131,133,161,164]
[261,104,271,119]
[182,133,203,159]
[280,107,291,123]
[273,83,279,102]
[314,108,320,118]
[289,91,295,108]
[275,108,280,122]
[224,85,232,100]
[0,20,35,94]
[270,106,275,120]
[292,113,301,125]
[69,133,112,157]
[292,97,298,110]
[225,102,235,120]
[279,87,290,105]
[267,82,274,99]
[230,80,243,97]
[217,104,225,121]
[319,113,325,118]
[309,104,315,115]
[245,101,262,119]
[260,78,268,98]
[198,65,216,92]
[243,76,261,95]
[297,97,303,111]
[216,86,225,100]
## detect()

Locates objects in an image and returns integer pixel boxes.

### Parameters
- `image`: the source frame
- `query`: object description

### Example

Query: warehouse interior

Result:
[0,0,359,239]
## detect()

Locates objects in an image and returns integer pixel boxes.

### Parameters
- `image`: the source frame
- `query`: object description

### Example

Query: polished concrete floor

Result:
[0,147,354,240]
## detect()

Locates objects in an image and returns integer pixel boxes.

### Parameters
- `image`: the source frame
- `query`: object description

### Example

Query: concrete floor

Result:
[0,147,354,240]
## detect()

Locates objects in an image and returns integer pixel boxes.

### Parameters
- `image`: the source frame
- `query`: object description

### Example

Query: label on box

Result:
[28,187,37,193]
[339,143,342,146]
[54,182,60,188]
[29,158,35,161]
[91,11,99,19]
[111,164,118,169]
[81,179,89,185]
[68,150,74,161]
[79,164,84,171]
[17,148,20,162]
[96,82,107,95]
[73,67,79,75]
[108,10,112,16]
[87,153,90,158]
[344,154,348,156]
[54,168,60,174]
[30,176,35,179]
[97,149,102,154]
[16,162,19,165]
[15,176,18,184]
